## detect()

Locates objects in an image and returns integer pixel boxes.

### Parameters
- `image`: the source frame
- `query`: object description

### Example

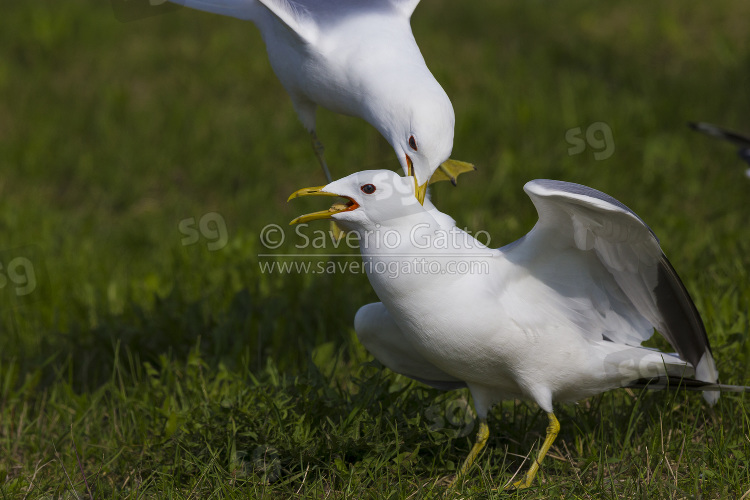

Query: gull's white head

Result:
[366,76,455,202]
[391,87,455,187]
[288,170,428,231]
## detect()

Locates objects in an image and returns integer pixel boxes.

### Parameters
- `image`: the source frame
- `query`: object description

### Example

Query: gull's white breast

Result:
[362,242,647,404]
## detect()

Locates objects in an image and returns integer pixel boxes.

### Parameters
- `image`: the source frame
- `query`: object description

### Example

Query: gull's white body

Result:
[316,170,720,418]
[174,0,454,184]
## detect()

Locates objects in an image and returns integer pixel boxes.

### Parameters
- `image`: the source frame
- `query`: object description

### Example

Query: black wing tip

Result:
[628,376,749,393]
[655,255,714,359]
[688,121,750,147]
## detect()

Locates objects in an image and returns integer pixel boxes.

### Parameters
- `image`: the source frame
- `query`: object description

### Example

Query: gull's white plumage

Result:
[172,0,454,186]
[311,170,718,404]
[355,302,467,391]
[288,169,740,487]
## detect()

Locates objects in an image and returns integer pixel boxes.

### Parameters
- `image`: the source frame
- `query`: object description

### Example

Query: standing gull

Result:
[172,0,473,201]
[289,170,748,489]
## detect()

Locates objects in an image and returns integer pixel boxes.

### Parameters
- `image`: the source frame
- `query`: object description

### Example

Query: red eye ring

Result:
[408,135,417,151]
[361,184,376,194]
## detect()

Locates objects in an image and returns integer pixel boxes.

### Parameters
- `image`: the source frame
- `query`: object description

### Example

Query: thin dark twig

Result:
[71,423,94,499]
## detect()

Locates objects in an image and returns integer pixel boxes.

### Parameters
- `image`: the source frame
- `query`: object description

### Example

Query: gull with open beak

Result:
[288,169,748,489]
[171,0,474,202]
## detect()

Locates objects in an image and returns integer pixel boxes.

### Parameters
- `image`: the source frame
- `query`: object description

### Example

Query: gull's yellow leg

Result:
[448,418,489,487]
[507,412,560,490]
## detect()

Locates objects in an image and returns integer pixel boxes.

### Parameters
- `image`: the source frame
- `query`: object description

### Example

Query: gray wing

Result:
[387,0,421,18]
[173,0,417,40]
[287,0,420,18]
[173,0,260,20]
[173,0,317,42]
[355,302,466,391]
[517,180,718,400]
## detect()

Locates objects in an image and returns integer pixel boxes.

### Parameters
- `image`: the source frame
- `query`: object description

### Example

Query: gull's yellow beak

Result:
[407,157,475,205]
[414,177,428,205]
[406,156,428,205]
[429,159,476,187]
[287,185,360,225]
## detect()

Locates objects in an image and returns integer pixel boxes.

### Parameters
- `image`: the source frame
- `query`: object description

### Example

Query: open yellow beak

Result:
[287,186,360,225]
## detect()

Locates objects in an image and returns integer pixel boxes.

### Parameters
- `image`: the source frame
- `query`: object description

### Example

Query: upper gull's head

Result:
[369,78,455,203]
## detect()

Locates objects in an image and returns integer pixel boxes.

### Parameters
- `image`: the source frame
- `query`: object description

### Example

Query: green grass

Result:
[2,0,750,497]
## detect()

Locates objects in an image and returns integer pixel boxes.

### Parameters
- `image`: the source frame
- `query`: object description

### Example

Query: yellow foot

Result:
[444,418,489,488]
[504,413,560,491]
[428,159,476,186]
[506,476,534,491]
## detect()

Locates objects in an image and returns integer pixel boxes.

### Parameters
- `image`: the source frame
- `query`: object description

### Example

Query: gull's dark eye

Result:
[408,135,417,151]
[360,184,376,194]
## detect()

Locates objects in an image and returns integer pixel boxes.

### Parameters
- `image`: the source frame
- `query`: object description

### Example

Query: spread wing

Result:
[174,0,318,42]
[174,0,420,40]
[264,0,421,28]
[387,0,421,18]
[508,180,718,400]
[175,0,259,21]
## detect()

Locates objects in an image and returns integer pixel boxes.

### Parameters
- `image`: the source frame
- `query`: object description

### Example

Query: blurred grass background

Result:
[1,0,749,497]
